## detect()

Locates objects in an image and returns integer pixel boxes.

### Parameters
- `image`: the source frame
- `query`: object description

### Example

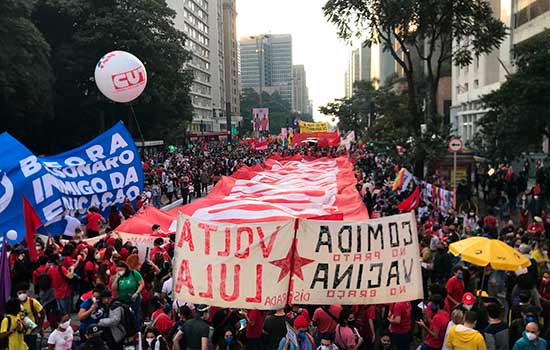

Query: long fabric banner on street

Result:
[170,156,369,223]
[173,212,422,309]
[0,122,143,242]
[298,121,329,133]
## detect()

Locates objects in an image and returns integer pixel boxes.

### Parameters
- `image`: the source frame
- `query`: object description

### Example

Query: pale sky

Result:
[236,0,349,121]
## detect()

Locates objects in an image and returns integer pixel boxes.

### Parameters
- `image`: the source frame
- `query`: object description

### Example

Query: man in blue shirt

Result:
[513,322,547,350]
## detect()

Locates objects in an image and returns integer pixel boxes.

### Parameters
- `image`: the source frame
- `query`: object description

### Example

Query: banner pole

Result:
[128,103,146,157]
[285,219,300,306]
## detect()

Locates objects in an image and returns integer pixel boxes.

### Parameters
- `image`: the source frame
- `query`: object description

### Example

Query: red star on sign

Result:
[269,238,315,282]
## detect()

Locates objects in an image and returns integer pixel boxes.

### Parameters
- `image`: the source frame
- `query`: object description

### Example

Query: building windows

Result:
[474,79,479,89]
[514,0,550,27]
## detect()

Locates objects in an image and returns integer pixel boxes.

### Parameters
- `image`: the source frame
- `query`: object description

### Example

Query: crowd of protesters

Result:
[2,139,550,350]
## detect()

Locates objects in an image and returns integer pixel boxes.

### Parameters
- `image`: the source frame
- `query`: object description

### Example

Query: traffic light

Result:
[168,145,177,152]
[369,142,375,147]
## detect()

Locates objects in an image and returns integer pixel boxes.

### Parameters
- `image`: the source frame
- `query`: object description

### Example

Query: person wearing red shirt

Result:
[84,206,104,238]
[445,266,465,313]
[353,305,376,349]
[313,305,342,339]
[48,254,77,314]
[149,237,170,262]
[150,297,175,338]
[417,295,450,350]
[243,309,265,350]
[388,301,412,350]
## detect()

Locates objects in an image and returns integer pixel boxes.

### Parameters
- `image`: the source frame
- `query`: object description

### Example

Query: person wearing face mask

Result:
[78,285,107,336]
[143,328,168,350]
[219,329,241,350]
[316,333,339,350]
[334,310,363,350]
[445,266,465,313]
[47,313,73,350]
[417,295,450,350]
[15,283,45,350]
[279,315,315,350]
[512,322,546,350]
[111,260,144,329]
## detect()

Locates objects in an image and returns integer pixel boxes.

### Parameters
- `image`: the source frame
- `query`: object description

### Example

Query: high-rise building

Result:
[167,0,235,132]
[344,45,379,97]
[239,34,293,109]
[209,0,225,130]
[292,65,310,114]
[166,0,214,132]
[451,0,550,143]
[222,0,240,120]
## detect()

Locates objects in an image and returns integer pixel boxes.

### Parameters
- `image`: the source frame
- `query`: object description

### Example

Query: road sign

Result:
[448,138,464,153]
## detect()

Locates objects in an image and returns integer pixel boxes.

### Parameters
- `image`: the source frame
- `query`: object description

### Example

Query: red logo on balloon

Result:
[111,67,146,91]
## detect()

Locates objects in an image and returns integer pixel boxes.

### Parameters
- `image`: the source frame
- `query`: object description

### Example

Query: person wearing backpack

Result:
[112,260,145,330]
[97,290,127,350]
[15,283,46,350]
[0,298,28,350]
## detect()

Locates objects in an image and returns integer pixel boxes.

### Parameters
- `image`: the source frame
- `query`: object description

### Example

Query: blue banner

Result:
[0,122,143,242]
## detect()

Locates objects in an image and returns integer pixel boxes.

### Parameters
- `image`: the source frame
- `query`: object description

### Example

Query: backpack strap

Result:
[28,297,39,322]
[151,311,165,329]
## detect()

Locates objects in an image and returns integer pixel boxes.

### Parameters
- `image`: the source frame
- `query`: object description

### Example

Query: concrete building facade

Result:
[292,65,311,114]
[239,34,294,109]
[222,0,240,120]
[450,0,550,143]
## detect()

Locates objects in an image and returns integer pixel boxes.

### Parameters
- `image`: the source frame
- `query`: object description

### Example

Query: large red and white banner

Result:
[173,212,422,309]
[170,156,369,223]
[173,213,295,309]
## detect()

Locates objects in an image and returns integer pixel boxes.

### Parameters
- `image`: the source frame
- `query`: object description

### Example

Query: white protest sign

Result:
[172,213,295,309]
[291,212,423,305]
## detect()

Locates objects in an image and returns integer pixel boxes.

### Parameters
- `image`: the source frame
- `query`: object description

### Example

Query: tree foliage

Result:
[477,29,550,162]
[319,80,377,136]
[323,0,507,169]
[239,88,291,136]
[0,0,53,145]
[323,0,506,122]
[0,0,194,153]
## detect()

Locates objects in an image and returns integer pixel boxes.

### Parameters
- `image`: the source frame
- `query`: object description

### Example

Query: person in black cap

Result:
[175,304,211,350]
[76,323,108,350]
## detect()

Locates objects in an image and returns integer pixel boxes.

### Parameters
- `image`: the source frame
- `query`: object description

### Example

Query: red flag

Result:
[23,196,41,261]
[397,186,421,212]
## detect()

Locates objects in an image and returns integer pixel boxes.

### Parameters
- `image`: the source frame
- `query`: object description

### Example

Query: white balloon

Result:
[94,50,147,103]
[6,229,17,241]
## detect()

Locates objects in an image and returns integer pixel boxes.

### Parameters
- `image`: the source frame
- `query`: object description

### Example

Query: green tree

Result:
[323,0,506,173]
[319,80,377,137]
[477,29,550,162]
[0,0,53,151]
[31,0,193,152]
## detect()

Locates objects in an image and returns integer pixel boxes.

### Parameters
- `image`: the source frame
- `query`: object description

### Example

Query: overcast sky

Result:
[236,0,350,121]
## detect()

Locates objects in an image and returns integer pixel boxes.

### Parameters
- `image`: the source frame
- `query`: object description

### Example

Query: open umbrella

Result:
[449,236,531,271]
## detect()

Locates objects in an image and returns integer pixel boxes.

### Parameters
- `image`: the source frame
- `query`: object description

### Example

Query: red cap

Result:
[293,315,308,329]
[463,292,475,306]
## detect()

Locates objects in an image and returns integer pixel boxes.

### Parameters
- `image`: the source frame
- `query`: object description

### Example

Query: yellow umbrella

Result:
[449,236,531,271]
